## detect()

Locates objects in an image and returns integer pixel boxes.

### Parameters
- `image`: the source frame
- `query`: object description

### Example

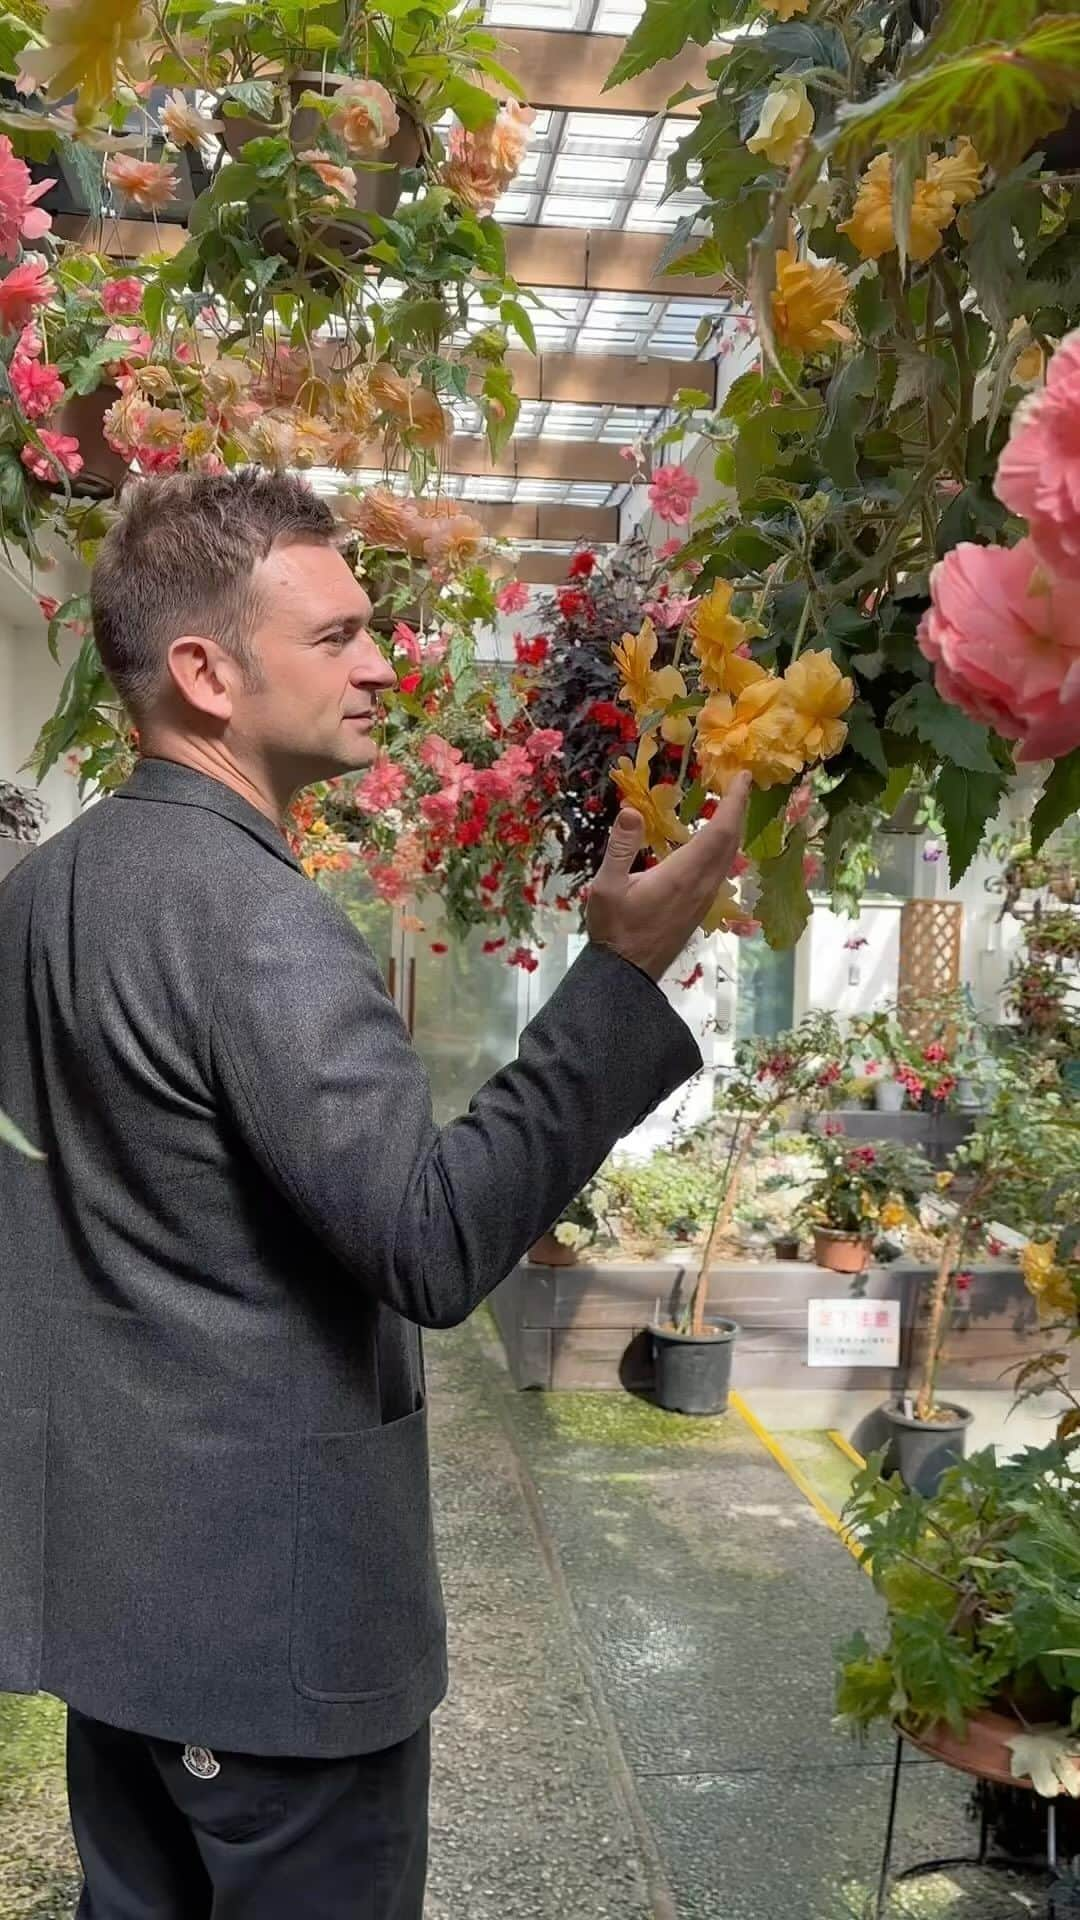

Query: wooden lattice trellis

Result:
[897,900,964,1047]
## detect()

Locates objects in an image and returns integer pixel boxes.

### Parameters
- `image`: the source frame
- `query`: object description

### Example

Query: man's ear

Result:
[166,636,237,721]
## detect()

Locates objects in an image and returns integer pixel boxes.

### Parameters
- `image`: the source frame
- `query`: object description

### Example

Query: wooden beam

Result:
[492,27,717,118]
[54,213,727,299]
[513,549,614,585]
[503,225,726,298]
[473,504,617,542]
[446,436,627,482]
[508,351,716,407]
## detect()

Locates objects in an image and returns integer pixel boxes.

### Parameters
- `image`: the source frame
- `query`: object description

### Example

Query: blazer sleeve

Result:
[210,885,702,1328]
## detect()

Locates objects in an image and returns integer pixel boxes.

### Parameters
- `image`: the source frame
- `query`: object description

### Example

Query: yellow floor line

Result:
[827,1428,867,1472]
[729,1391,866,1569]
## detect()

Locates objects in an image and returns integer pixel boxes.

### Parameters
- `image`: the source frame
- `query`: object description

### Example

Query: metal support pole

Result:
[874,1733,905,1919]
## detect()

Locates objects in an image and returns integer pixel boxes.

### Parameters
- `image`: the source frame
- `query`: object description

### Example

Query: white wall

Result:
[0,605,85,845]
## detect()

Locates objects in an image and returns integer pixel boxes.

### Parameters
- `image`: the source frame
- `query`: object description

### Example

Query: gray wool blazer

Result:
[0,757,701,1758]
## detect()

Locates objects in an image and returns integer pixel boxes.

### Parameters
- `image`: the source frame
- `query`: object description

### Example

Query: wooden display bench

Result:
[488,1256,1066,1394]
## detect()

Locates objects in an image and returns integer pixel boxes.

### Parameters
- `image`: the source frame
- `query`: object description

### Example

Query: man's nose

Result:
[354,633,399,689]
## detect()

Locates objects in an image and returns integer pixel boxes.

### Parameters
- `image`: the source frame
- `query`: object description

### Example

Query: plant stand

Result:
[872,1729,1056,1918]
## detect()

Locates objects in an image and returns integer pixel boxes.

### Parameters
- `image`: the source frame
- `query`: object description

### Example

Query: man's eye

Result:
[322,633,346,649]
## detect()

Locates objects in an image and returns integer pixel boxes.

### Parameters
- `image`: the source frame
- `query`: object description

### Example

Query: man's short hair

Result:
[91,469,338,716]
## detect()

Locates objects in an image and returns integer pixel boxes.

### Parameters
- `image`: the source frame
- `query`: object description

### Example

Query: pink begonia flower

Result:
[730,850,751,878]
[496,579,530,615]
[101,277,144,318]
[731,918,761,938]
[785,778,814,826]
[105,323,153,366]
[355,757,408,813]
[0,259,55,333]
[418,734,464,783]
[918,538,1080,761]
[525,727,562,762]
[11,353,65,418]
[392,621,422,664]
[20,430,83,483]
[420,789,463,828]
[423,633,448,664]
[0,137,53,258]
[995,325,1080,578]
[643,592,695,630]
[648,463,700,526]
[656,537,683,561]
[803,851,822,884]
[37,595,60,621]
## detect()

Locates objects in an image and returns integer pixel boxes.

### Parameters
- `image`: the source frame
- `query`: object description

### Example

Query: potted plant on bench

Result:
[836,1438,1080,1806]
[804,1132,931,1276]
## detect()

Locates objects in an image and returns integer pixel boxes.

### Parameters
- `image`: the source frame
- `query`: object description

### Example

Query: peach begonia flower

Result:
[369,363,447,447]
[161,89,221,150]
[611,736,691,856]
[696,678,806,795]
[996,326,1080,579]
[202,356,252,411]
[421,511,487,571]
[299,151,358,201]
[336,485,424,552]
[781,650,853,760]
[917,537,1080,762]
[746,79,814,169]
[106,154,178,211]
[772,249,852,354]
[329,79,400,156]
[0,259,55,333]
[758,0,809,16]
[19,0,149,124]
[612,618,693,744]
[440,101,535,215]
[335,368,378,436]
[103,389,150,453]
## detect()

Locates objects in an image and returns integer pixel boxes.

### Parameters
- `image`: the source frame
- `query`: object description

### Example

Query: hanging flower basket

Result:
[222,77,422,257]
[901,1707,1033,1789]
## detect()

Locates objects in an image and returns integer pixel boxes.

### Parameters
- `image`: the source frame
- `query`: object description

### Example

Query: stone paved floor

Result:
[0,1312,1052,1919]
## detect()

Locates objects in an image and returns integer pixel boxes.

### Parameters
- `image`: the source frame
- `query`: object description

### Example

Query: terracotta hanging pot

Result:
[527,1232,580,1268]
[813,1227,871,1274]
[901,1707,1032,1788]
[49,384,128,499]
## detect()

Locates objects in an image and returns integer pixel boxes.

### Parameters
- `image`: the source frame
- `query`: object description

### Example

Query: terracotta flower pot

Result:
[814,1227,870,1274]
[527,1231,580,1267]
[901,1706,1033,1788]
[222,77,422,257]
[49,384,128,500]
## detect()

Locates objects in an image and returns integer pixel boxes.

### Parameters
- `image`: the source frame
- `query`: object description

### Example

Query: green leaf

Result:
[831,16,1080,171]
[757,826,812,950]
[221,80,276,121]
[820,349,877,490]
[605,0,718,88]
[0,1107,44,1161]
[915,0,1046,64]
[443,75,498,130]
[887,681,1001,774]
[965,158,1044,338]
[500,298,536,354]
[300,22,338,47]
[937,765,1007,883]
[847,703,888,776]
[889,344,947,414]
[744,782,788,854]
[1031,746,1080,853]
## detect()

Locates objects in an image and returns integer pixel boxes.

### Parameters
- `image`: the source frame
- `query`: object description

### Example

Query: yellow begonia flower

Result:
[20,0,149,122]
[781,650,854,760]
[772,249,853,355]
[747,79,815,169]
[696,678,806,795]
[691,581,767,696]
[612,619,692,745]
[838,140,985,265]
[701,880,757,936]
[1020,1240,1077,1322]
[611,736,691,856]
[1009,317,1045,385]
[879,1198,908,1231]
[759,0,809,17]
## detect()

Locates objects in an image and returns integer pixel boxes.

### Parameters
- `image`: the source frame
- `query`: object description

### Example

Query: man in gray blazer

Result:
[0,469,747,1917]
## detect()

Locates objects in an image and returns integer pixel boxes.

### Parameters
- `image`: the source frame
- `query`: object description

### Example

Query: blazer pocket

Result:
[291,1405,445,1703]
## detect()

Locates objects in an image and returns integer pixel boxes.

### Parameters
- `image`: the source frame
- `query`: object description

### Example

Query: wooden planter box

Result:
[488,1256,1067,1394]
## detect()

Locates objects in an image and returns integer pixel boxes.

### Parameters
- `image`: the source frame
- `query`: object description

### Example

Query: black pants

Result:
[66,1706,430,1918]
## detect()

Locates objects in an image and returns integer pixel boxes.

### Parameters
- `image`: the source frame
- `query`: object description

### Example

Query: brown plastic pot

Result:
[527,1232,580,1268]
[49,384,128,499]
[813,1227,870,1274]
[901,1707,1033,1788]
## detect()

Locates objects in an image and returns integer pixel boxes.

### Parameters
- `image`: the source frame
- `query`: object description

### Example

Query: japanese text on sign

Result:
[808,1298,900,1368]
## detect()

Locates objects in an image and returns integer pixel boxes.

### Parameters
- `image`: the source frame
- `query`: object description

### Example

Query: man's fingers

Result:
[597,808,646,885]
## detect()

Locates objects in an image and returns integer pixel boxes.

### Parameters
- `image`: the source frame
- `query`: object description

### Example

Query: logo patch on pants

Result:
[183,1745,221,1780]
